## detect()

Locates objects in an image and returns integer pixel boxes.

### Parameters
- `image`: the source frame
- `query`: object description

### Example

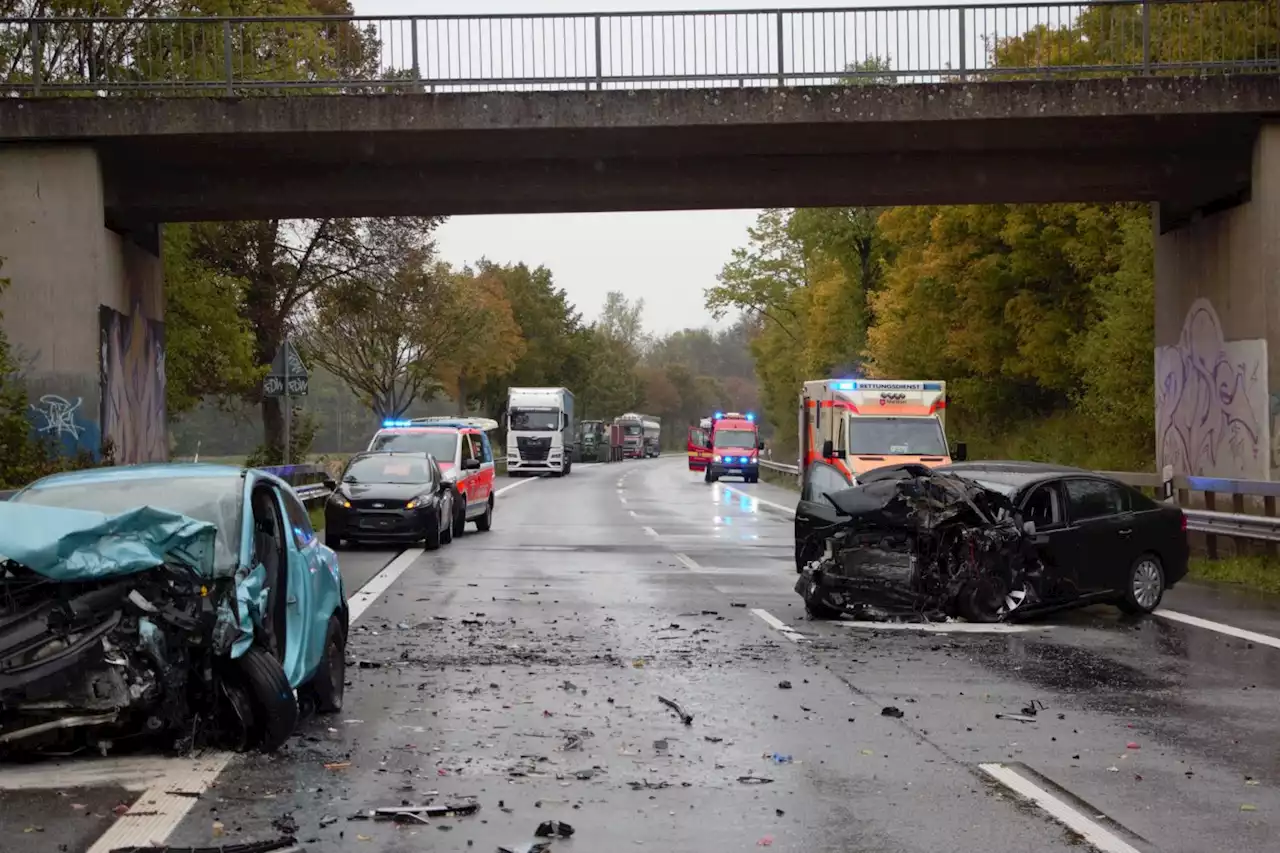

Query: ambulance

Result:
[798,379,966,487]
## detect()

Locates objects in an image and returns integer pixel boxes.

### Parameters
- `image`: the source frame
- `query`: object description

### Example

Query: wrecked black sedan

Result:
[0,464,349,757]
[794,462,1188,622]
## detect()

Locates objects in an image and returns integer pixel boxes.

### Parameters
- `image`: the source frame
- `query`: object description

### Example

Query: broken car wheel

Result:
[235,645,300,752]
[958,579,1004,623]
[307,613,346,714]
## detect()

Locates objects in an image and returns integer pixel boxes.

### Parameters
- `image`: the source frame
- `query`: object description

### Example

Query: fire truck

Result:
[690,411,762,483]
[799,379,965,487]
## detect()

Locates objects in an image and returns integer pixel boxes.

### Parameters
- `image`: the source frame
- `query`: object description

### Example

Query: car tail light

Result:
[1180,512,1187,533]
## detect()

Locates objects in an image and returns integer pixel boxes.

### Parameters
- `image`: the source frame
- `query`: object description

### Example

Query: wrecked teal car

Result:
[0,464,348,755]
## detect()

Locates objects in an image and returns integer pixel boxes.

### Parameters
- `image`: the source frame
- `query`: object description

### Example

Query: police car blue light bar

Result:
[746,412,755,422]
[382,419,412,428]
[714,411,724,419]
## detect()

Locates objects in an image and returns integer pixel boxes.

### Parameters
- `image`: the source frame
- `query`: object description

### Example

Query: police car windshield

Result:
[713,429,756,449]
[510,409,559,431]
[847,417,946,456]
[370,431,457,461]
[345,455,433,485]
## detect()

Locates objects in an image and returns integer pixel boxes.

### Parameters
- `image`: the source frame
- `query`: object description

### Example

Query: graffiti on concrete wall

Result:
[28,391,102,458]
[100,305,167,464]
[1155,298,1269,480]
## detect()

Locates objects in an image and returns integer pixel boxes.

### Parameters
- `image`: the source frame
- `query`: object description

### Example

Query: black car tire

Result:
[307,613,346,714]
[452,500,467,538]
[326,532,344,550]
[442,511,454,545]
[235,646,299,752]
[1118,553,1166,615]
[425,513,442,550]
[476,498,493,532]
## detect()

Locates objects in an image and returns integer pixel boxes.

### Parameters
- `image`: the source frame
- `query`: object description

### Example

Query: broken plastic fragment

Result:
[658,695,694,725]
[534,820,575,838]
[881,706,904,719]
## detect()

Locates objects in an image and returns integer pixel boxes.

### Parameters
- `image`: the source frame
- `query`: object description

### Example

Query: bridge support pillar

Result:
[0,145,167,465]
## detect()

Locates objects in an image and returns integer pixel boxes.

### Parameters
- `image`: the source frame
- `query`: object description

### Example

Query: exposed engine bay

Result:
[795,465,1089,623]
[0,560,258,756]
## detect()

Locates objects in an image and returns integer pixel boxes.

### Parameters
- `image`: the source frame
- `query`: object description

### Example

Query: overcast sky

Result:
[350,0,996,333]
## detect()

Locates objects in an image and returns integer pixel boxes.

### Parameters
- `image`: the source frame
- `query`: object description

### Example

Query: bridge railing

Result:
[2,1,1278,95]
[759,459,1280,557]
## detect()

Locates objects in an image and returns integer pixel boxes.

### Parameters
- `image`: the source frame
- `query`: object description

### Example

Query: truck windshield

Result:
[713,429,756,449]
[847,417,946,456]
[622,425,642,435]
[511,409,559,431]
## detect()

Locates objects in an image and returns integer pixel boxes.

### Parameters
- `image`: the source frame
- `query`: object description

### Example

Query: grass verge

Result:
[1188,556,1280,597]
[308,504,325,533]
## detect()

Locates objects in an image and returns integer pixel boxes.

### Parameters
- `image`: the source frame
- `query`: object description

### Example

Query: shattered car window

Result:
[847,416,946,456]
[1064,478,1127,521]
[11,475,244,572]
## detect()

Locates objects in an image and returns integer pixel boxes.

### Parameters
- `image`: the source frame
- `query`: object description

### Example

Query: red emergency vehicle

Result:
[691,412,762,483]
[367,417,499,536]
[687,418,712,472]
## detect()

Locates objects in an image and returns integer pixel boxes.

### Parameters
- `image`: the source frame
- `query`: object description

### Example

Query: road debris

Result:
[109,839,303,853]
[498,843,552,853]
[659,695,694,725]
[350,802,481,824]
[534,820,576,838]
[881,706,904,718]
[995,713,1038,723]
[778,680,792,689]
[738,775,774,785]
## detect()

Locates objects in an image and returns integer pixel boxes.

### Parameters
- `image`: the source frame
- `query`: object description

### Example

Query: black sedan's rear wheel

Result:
[1119,553,1165,614]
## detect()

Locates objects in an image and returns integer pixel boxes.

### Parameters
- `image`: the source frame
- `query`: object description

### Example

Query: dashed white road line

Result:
[979,763,1143,853]
[751,607,807,643]
[1157,608,1280,650]
[80,476,551,850]
[719,483,796,517]
[836,621,1050,634]
[643,526,659,537]
[619,496,628,504]
[629,510,639,518]
[674,552,700,570]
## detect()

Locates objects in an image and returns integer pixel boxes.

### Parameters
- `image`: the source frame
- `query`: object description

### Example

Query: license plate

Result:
[359,517,395,530]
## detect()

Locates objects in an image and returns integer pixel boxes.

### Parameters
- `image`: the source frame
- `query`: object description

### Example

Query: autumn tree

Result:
[434,265,526,415]
[190,217,443,460]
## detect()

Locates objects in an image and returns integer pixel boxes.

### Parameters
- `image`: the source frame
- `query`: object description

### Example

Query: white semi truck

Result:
[506,387,576,477]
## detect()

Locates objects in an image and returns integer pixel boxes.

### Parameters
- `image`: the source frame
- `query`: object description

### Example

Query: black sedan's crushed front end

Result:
[795,465,1083,623]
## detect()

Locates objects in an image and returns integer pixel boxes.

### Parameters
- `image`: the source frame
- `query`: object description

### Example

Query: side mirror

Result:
[758,441,766,450]
[953,442,968,462]
[438,479,452,493]
[323,477,337,490]
[462,457,481,471]
[821,439,835,459]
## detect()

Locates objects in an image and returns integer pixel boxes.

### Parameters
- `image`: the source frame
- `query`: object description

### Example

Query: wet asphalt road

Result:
[2,458,1278,853]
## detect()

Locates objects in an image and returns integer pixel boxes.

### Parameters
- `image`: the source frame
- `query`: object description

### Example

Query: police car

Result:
[367,417,499,536]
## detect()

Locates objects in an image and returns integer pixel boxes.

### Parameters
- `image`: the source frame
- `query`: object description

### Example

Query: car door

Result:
[1062,477,1139,593]
[476,430,496,501]
[274,482,342,686]
[794,460,853,571]
[1017,480,1088,594]
[688,426,710,470]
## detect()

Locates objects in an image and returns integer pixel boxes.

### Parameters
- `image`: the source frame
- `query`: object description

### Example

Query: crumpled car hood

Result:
[0,502,217,580]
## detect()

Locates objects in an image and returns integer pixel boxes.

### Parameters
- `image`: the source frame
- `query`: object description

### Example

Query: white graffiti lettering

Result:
[30,394,85,440]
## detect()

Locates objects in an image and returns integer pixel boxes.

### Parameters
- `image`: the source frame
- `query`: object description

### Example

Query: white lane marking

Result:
[629,510,639,518]
[495,476,538,497]
[643,526,659,537]
[674,552,700,570]
[348,547,426,623]
[85,753,234,853]
[979,763,1142,853]
[720,484,796,517]
[1,755,219,793]
[619,496,628,504]
[1157,608,1280,650]
[836,621,1050,634]
[751,607,807,643]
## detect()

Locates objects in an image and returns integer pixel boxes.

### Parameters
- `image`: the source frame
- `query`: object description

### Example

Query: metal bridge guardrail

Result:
[2,2,1278,96]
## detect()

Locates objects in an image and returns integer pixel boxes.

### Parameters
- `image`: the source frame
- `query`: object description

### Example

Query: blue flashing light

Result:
[714,411,724,419]
[739,456,749,464]
[382,419,412,428]
[833,381,855,391]
[746,412,755,422]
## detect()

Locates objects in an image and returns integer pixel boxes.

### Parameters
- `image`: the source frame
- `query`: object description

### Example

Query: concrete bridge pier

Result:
[0,145,167,465]
[1156,124,1280,482]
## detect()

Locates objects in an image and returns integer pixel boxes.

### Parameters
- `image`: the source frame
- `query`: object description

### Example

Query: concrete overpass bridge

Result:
[2,1,1279,477]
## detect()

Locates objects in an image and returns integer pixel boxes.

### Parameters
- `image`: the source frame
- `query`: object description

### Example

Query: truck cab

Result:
[702,412,763,483]
[507,387,575,477]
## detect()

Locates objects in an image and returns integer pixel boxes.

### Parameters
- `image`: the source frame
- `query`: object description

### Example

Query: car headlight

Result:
[406,495,429,509]
[713,455,722,462]
[329,492,351,509]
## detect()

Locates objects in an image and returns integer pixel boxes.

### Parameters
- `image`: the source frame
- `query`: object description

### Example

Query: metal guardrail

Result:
[757,458,1280,553]
[2,2,1277,95]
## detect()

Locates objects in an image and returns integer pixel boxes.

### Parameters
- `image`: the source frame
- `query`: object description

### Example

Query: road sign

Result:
[264,340,308,398]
